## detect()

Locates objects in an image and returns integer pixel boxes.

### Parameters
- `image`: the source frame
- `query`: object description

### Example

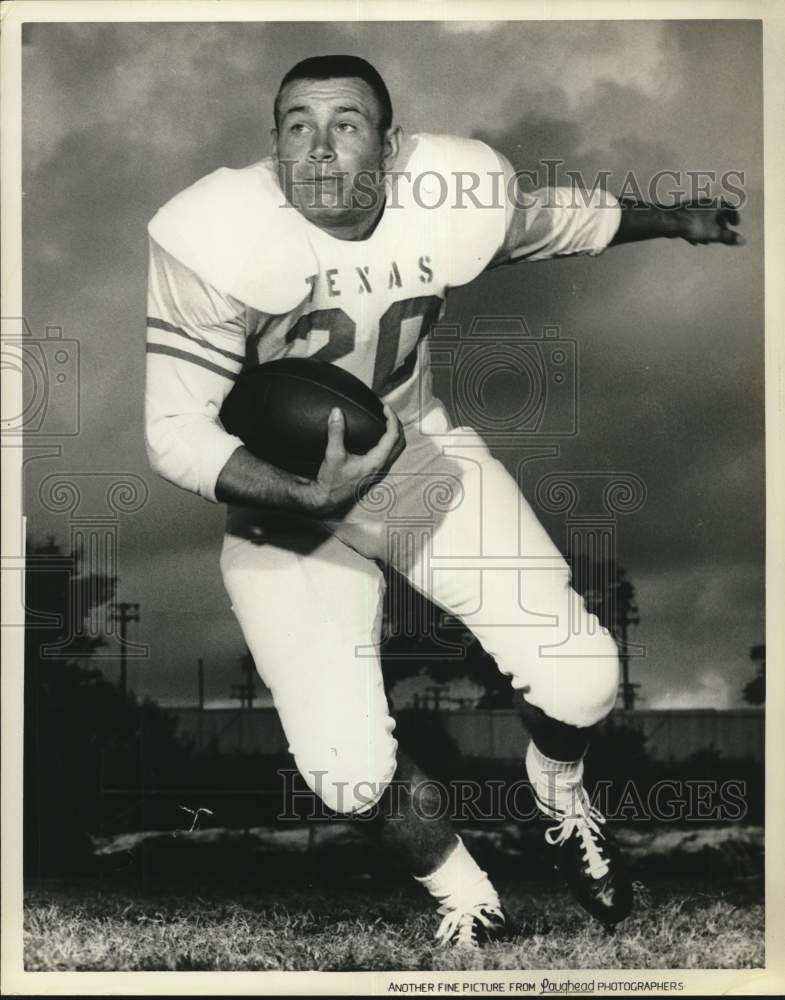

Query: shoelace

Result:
[544,801,610,879]
[435,902,504,947]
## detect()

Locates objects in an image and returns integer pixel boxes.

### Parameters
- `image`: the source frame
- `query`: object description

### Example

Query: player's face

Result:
[272,77,400,235]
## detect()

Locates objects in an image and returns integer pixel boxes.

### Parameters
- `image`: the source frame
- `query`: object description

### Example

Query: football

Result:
[219,358,387,479]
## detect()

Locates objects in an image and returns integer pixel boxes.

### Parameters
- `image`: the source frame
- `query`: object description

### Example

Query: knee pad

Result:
[526,627,620,729]
[294,738,398,815]
[578,629,622,725]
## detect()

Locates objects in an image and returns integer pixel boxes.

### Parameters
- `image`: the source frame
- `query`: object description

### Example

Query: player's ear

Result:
[382,125,402,169]
[270,127,279,160]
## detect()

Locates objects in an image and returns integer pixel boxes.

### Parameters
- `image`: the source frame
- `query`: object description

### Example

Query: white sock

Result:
[525,739,586,818]
[414,836,500,913]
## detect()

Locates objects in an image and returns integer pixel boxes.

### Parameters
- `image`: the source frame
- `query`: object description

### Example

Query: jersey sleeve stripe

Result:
[146,343,239,381]
[146,316,246,364]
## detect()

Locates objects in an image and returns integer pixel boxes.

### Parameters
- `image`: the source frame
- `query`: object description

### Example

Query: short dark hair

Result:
[274,55,393,134]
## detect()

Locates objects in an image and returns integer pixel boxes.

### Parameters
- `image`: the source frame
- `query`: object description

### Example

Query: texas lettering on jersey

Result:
[271,254,440,395]
[245,233,447,424]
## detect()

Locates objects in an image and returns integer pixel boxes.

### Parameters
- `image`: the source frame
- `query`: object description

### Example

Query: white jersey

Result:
[145,133,620,502]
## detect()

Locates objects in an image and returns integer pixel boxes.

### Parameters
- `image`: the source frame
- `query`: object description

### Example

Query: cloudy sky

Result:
[20,18,764,710]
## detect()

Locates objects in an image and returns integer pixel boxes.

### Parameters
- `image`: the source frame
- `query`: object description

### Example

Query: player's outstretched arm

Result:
[610,198,744,247]
[214,404,405,519]
[490,162,744,267]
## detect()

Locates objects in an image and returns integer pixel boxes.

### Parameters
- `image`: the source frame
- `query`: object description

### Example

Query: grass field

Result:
[24,876,763,972]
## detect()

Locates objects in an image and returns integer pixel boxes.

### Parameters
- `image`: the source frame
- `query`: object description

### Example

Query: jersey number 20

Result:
[285,295,443,397]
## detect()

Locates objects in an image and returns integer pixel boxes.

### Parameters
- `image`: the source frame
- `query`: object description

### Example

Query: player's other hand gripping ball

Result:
[219,358,388,480]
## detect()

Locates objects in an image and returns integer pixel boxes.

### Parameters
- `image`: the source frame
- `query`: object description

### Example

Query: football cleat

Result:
[540,789,633,928]
[434,902,510,948]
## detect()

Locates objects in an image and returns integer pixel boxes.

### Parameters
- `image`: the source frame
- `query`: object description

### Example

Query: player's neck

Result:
[310,200,386,242]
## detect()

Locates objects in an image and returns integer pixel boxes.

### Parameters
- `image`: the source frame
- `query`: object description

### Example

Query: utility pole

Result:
[613,569,640,711]
[112,601,140,694]
[244,655,255,710]
[231,652,256,710]
[425,685,444,712]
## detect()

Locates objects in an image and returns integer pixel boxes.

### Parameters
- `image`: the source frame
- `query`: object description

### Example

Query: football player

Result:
[145,55,742,947]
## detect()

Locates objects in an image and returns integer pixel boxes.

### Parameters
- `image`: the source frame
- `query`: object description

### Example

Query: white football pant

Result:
[220,404,619,814]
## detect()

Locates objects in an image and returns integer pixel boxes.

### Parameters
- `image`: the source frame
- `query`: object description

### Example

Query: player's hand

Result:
[677,199,744,246]
[300,404,405,518]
